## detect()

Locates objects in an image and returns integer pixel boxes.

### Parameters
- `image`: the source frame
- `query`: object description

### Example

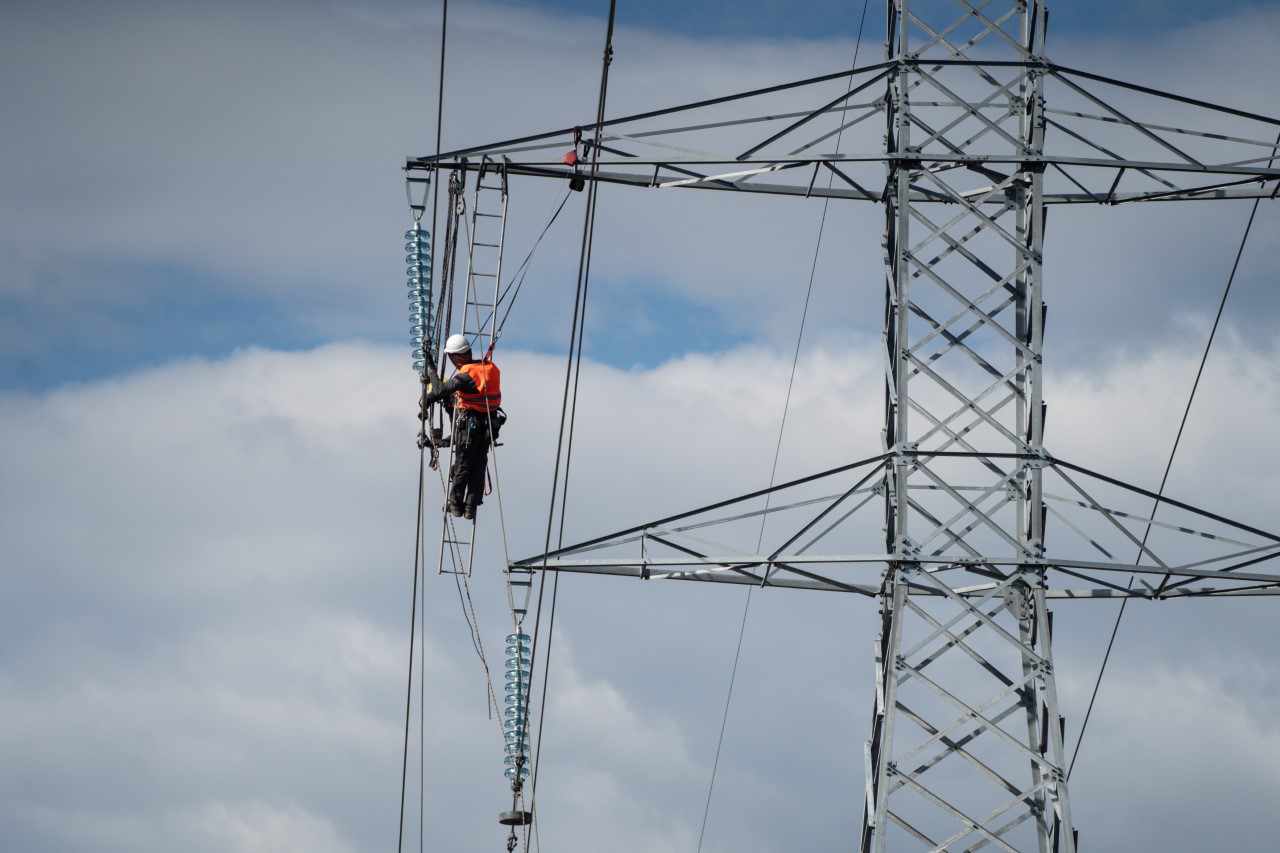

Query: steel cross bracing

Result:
[867,7,1074,846]
[408,1,1280,850]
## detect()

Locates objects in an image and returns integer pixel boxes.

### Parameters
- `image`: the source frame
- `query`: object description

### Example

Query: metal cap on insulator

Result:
[499,810,533,826]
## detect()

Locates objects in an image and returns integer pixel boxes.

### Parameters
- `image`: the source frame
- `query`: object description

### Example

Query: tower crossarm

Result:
[511,453,1280,601]
[410,61,1280,205]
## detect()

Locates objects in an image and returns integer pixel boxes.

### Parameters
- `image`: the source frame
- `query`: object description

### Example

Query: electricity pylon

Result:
[409,1,1280,849]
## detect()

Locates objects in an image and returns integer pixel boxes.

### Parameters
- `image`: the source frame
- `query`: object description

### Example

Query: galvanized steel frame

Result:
[408,1,1280,849]
[866,4,1070,847]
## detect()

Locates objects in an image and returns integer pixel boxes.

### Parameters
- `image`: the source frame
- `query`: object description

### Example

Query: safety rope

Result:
[696,6,871,847]
[447,181,572,368]
[497,187,574,336]
[399,1,543,849]
[432,190,522,803]
[1067,137,1275,779]
[432,160,535,851]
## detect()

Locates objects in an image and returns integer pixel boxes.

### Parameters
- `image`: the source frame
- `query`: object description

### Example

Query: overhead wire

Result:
[403,5,536,848]
[525,4,619,850]
[397,2,450,851]
[1066,134,1277,780]
[396,453,428,853]
[695,4,872,848]
[406,7,1278,846]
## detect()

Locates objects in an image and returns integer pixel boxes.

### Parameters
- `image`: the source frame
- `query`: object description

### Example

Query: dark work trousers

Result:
[449,410,491,509]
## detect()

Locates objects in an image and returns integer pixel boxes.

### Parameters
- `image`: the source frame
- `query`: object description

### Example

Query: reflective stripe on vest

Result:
[456,361,502,412]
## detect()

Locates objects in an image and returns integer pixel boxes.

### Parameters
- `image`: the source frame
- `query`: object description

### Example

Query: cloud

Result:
[4,336,1280,850]
[4,1,1280,850]
[1065,664,1280,852]
[3,0,1278,387]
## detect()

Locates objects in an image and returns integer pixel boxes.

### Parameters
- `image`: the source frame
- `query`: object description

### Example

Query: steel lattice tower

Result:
[410,1,1280,849]
[867,4,1068,849]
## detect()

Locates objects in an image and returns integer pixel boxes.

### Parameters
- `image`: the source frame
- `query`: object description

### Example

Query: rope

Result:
[497,187,574,336]
[695,9,871,848]
[1066,135,1276,780]
[429,220,514,779]
[422,409,512,810]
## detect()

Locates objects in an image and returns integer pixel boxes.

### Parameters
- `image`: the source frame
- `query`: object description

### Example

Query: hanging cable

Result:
[398,7,451,852]
[418,479,426,853]
[397,449,428,853]
[1067,136,1276,780]
[522,5,619,850]
[497,187,574,336]
[696,7,871,848]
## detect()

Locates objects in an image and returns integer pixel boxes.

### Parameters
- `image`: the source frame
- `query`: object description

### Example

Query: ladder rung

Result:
[444,537,471,546]
[510,579,532,587]
[467,301,496,308]
[472,272,497,278]
[475,212,503,218]
[473,241,500,248]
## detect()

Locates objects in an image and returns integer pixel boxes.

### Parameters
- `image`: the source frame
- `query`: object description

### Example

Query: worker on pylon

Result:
[424,333,503,520]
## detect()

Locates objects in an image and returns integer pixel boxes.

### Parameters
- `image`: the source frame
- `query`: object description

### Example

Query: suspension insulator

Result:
[502,632,532,780]
[405,227,432,373]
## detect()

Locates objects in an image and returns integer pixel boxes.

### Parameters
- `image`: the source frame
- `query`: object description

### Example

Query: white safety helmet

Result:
[444,334,472,356]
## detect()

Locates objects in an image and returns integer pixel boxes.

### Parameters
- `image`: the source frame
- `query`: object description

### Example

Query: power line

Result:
[696,5,871,848]
[399,6,449,851]
[396,451,428,853]
[1067,155,1272,780]
[526,5,618,851]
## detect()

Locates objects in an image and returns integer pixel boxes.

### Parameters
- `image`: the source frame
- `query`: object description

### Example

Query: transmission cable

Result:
[696,5,871,849]
[1066,150,1273,780]
[396,450,429,853]
[518,5,619,852]
[397,3,451,851]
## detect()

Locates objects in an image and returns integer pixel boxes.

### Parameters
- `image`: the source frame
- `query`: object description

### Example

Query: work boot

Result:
[463,503,476,520]
[447,501,464,518]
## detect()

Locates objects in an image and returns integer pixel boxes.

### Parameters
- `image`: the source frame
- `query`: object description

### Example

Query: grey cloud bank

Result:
[3,339,1280,850]
[3,0,1280,850]
[3,1,1278,386]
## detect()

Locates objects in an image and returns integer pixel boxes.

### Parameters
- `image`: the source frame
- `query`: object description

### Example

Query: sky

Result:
[3,1,1280,851]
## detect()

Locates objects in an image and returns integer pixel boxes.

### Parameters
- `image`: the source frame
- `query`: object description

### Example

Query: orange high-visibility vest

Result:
[455,361,502,413]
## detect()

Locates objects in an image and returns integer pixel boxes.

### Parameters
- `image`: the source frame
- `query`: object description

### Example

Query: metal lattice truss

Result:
[507,452,1280,598]
[411,1,1279,851]
[870,565,1072,851]
[408,29,1280,205]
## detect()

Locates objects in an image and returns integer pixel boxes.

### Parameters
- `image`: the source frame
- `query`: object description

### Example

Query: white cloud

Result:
[1064,663,1280,852]
[4,1,1280,850]
[3,337,1280,850]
